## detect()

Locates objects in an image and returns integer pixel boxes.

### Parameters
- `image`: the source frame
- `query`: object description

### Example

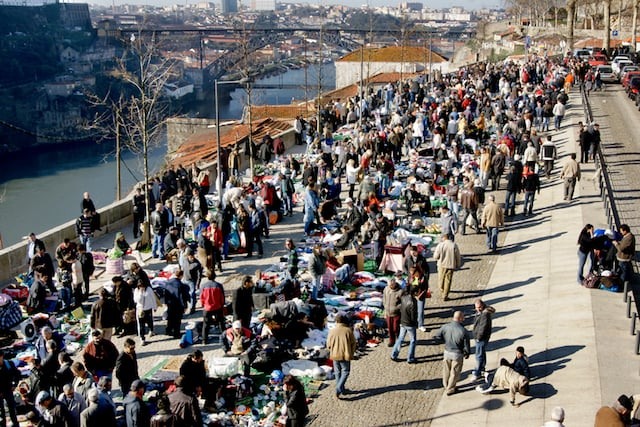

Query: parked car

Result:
[620,65,640,82]
[626,76,640,99]
[621,70,640,89]
[588,54,608,67]
[614,60,634,78]
[596,65,617,83]
[574,49,591,61]
[611,56,632,74]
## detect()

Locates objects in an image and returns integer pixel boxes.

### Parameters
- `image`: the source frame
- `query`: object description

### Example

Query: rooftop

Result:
[337,45,447,63]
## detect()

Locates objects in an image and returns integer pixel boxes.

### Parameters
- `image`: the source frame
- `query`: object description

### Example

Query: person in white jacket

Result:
[345,159,361,200]
[133,282,157,346]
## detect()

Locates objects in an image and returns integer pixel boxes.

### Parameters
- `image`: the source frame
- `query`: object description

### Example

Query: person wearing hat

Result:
[36,389,74,426]
[594,394,633,426]
[221,321,255,376]
[342,197,363,234]
[123,380,150,427]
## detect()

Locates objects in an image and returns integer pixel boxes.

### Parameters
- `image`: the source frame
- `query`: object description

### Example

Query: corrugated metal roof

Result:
[168,118,292,168]
[338,46,447,63]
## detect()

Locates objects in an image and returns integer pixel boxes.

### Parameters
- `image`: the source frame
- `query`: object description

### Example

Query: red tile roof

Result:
[249,104,316,120]
[168,118,292,168]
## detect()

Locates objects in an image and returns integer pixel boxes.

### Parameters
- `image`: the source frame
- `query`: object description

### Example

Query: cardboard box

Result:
[339,249,365,271]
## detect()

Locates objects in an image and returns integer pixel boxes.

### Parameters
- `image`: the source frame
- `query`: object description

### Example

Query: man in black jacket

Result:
[0,350,20,426]
[115,339,139,395]
[167,376,202,427]
[471,298,496,381]
[390,287,419,364]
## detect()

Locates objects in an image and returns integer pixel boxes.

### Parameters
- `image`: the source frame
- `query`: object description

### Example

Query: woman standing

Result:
[577,224,594,284]
[283,375,308,427]
[133,270,157,346]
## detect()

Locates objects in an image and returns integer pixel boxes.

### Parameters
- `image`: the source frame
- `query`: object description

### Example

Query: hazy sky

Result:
[64,0,502,11]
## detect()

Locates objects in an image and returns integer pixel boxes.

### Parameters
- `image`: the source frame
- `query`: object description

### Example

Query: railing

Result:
[581,84,640,354]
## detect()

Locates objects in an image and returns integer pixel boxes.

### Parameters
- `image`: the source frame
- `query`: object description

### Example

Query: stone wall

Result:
[165,117,214,153]
[0,198,132,286]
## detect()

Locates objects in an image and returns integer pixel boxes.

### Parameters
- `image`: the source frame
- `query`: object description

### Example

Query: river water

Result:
[0,64,336,247]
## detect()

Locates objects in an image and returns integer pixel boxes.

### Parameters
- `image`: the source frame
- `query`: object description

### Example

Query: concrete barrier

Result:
[0,198,133,286]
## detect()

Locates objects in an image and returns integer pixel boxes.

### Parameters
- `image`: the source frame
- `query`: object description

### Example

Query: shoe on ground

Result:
[407,359,417,364]
[391,356,399,362]
[141,340,147,346]
[479,385,495,394]
[419,327,427,332]
[470,374,479,381]
[149,331,155,337]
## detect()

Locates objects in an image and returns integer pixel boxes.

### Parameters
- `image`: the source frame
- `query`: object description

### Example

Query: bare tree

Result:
[633,0,639,52]
[567,0,577,50]
[604,0,612,51]
[113,32,174,243]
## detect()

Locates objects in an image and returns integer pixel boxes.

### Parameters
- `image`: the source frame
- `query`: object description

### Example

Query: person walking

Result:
[133,280,157,347]
[471,299,495,381]
[432,234,461,301]
[521,167,541,216]
[382,278,402,347]
[439,206,458,242]
[433,311,471,396]
[326,313,357,399]
[552,99,566,131]
[481,195,504,253]
[560,153,581,201]
[390,287,419,364]
[459,178,479,235]
[541,136,557,179]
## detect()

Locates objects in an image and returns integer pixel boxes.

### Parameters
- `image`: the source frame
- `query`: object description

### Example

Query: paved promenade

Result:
[430,92,639,426]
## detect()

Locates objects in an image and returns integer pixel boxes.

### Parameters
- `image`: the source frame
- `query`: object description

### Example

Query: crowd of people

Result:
[5,49,638,427]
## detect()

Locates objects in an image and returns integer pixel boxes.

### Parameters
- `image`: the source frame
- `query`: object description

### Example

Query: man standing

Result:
[589,123,601,162]
[432,234,461,301]
[382,279,402,347]
[439,206,458,242]
[123,380,150,427]
[481,195,504,253]
[26,232,45,273]
[541,136,557,179]
[90,289,120,341]
[76,209,95,252]
[390,287,419,364]
[167,376,202,427]
[433,311,471,396]
[326,313,357,399]
[560,153,581,201]
[459,178,479,235]
[471,299,495,381]
[521,167,541,216]
[36,390,74,426]
[200,270,226,344]
[115,339,139,395]
[246,203,264,258]
[83,329,119,379]
[150,202,169,259]
[612,224,636,290]
[0,349,20,427]
[164,270,188,338]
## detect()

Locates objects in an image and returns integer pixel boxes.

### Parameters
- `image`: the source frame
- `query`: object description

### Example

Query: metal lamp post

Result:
[214,78,251,198]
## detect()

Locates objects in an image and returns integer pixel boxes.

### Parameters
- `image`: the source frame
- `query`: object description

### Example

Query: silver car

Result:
[596,65,617,83]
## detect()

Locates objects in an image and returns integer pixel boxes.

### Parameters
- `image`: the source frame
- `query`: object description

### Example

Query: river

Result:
[0,63,336,247]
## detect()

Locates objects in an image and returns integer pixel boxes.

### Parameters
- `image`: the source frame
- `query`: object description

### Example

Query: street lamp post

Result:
[213,78,251,198]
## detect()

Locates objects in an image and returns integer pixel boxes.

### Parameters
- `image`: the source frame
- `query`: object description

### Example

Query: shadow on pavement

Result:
[517,382,558,405]
[480,276,542,296]
[486,334,532,352]
[344,378,437,401]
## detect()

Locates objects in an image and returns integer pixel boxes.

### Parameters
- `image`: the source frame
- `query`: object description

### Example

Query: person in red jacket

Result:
[200,270,226,344]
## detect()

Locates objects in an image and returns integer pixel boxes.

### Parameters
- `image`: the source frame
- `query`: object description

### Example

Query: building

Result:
[400,2,423,12]
[221,0,237,14]
[251,0,275,11]
[334,46,449,89]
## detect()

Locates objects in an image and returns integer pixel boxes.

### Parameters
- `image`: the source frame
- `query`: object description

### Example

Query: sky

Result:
[56,0,502,11]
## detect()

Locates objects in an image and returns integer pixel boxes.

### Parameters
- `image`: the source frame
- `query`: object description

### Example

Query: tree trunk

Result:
[604,0,611,52]
[567,0,576,51]
[115,122,121,201]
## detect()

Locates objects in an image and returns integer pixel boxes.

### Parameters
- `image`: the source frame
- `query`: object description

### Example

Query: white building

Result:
[335,46,449,89]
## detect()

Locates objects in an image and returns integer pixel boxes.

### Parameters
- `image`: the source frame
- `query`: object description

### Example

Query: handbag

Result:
[123,309,136,324]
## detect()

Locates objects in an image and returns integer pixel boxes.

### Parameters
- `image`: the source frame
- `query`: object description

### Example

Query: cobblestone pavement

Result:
[87,169,510,427]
